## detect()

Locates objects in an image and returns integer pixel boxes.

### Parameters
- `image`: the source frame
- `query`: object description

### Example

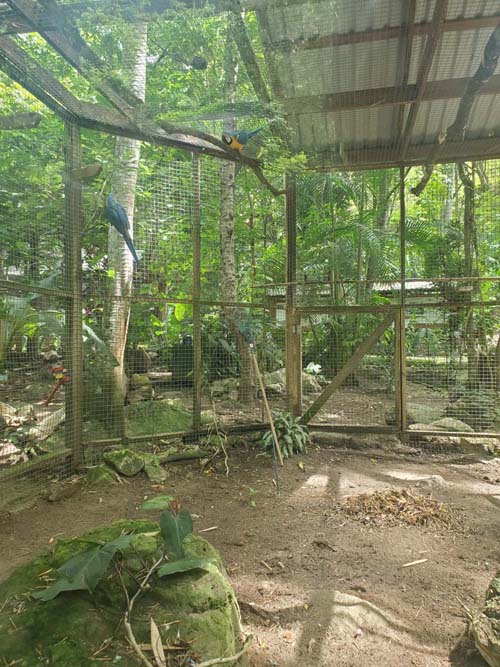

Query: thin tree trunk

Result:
[220,36,254,403]
[105,21,148,438]
[27,228,40,360]
[458,162,479,389]
[441,162,455,228]
[366,171,391,293]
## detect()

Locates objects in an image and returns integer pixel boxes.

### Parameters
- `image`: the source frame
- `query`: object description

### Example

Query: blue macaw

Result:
[222,126,264,152]
[104,194,140,264]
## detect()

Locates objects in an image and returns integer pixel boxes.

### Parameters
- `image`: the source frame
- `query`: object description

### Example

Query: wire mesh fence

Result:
[2,0,500,510]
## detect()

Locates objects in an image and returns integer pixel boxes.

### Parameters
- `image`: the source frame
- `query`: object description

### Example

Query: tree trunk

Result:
[366,171,392,291]
[441,163,455,228]
[104,21,148,438]
[220,36,254,403]
[458,162,479,389]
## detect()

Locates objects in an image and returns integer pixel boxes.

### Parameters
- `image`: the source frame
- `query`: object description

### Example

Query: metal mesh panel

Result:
[201,304,285,429]
[301,310,397,428]
[406,304,500,443]
[3,0,500,513]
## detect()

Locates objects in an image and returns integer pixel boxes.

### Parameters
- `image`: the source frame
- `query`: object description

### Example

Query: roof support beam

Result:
[284,74,500,115]
[400,0,448,160]
[270,14,500,53]
[311,135,500,171]
[4,0,235,160]
[396,0,416,142]
[0,36,233,160]
[5,0,142,112]
[0,0,186,34]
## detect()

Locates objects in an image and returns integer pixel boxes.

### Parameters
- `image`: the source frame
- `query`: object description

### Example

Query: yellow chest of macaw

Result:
[228,136,244,152]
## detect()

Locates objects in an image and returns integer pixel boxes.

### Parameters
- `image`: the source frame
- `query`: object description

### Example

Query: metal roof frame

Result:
[2,0,500,171]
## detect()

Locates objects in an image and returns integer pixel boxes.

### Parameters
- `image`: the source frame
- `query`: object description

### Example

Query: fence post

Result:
[192,154,202,432]
[285,174,302,416]
[63,122,84,469]
[395,166,408,440]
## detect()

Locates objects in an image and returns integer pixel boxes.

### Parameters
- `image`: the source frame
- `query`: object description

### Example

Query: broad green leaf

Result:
[34,535,135,601]
[159,509,193,560]
[157,558,213,578]
[174,303,186,321]
[141,495,175,511]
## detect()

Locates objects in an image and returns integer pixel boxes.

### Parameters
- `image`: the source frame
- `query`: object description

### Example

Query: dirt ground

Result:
[1,444,499,667]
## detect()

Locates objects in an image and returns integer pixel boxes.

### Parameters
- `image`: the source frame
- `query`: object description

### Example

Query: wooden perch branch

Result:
[157,120,286,197]
[412,22,500,196]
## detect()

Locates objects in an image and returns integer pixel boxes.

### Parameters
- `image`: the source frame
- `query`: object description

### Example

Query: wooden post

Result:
[285,174,302,415]
[396,166,408,440]
[63,122,84,469]
[192,154,202,432]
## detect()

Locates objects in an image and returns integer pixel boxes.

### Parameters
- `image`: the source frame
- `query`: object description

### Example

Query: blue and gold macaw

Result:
[104,194,140,264]
[222,126,264,152]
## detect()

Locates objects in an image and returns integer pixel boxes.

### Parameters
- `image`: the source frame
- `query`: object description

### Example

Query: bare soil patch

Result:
[1,445,499,666]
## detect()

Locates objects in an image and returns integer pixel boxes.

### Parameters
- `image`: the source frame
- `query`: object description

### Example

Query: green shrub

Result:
[263,411,310,459]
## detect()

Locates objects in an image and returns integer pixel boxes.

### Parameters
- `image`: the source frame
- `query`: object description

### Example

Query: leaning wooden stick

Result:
[250,345,284,466]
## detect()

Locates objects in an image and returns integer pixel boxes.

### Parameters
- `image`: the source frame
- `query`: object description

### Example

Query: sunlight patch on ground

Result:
[337,471,394,498]
[289,468,331,502]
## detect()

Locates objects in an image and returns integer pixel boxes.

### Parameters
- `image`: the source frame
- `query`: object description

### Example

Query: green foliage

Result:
[157,558,213,577]
[33,506,214,601]
[141,495,175,511]
[32,535,135,601]
[160,507,193,560]
[263,411,310,459]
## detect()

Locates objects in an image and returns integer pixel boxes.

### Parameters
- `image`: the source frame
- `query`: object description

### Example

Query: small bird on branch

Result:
[222,126,264,152]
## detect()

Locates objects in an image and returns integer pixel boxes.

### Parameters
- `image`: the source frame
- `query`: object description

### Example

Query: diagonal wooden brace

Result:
[300,313,395,425]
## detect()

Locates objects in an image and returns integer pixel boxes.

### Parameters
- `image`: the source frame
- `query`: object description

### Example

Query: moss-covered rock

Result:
[471,570,500,667]
[104,449,145,476]
[0,520,244,667]
[142,453,167,483]
[126,399,192,436]
[86,464,116,486]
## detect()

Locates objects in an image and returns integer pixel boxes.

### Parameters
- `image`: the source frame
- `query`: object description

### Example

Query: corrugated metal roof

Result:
[255,0,500,170]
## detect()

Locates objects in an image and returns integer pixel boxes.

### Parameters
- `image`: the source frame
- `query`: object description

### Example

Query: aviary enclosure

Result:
[1,2,500,667]
[0,0,499,506]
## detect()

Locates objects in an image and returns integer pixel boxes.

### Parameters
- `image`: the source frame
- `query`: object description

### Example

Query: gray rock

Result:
[144,463,167,483]
[210,378,239,397]
[142,453,167,483]
[127,385,153,403]
[130,373,151,387]
[302,372,322,393]
[408,423,446,432]
[385,402,443,426]
[104,449,145,476]
[264,368,286,395]
[431,417,474,432]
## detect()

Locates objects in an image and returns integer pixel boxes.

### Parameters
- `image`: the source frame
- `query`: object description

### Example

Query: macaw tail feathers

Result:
[248,126,265,138]
[123,233,140,264]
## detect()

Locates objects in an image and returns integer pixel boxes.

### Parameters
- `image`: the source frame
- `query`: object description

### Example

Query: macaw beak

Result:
[222,134,232,145]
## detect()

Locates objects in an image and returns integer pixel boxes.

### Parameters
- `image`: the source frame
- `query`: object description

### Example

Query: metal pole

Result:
[397,166,408,440]
[192,154,202,432]
[285,174,302,415]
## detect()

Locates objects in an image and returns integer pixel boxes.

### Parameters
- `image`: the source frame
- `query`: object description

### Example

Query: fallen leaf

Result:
[150,617,166,667]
